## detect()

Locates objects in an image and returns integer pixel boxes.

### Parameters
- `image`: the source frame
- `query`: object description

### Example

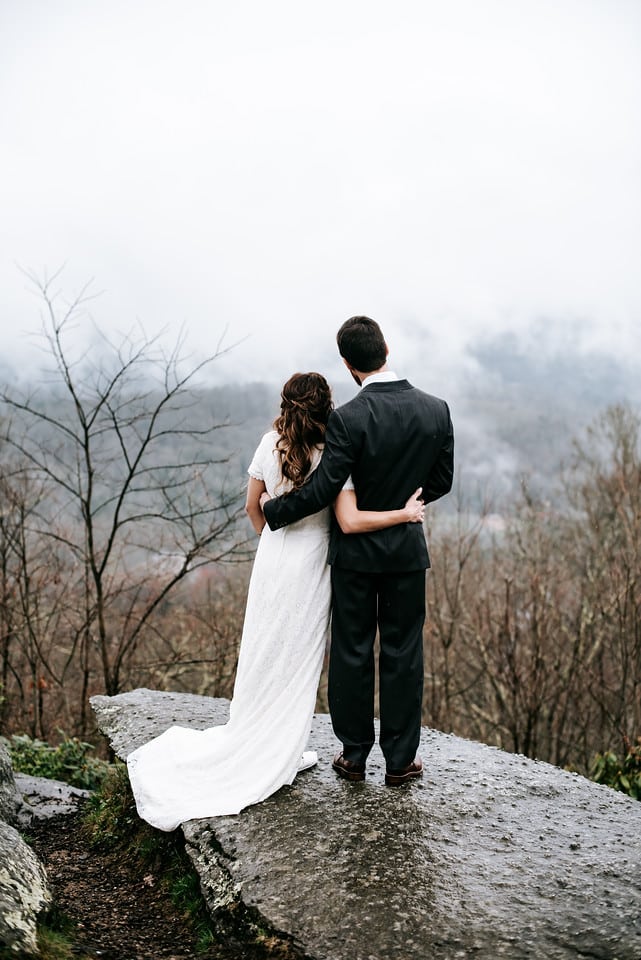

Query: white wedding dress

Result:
[126,431,331,830]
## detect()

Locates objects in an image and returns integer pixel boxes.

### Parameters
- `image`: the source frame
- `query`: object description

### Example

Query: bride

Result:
[127,372,424,830]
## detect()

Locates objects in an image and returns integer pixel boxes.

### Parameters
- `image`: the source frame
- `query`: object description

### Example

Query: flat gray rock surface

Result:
[92,689,641,960]
[15,773,92,825]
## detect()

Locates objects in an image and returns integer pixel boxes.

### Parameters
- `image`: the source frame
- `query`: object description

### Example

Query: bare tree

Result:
[423,484,489,733]
[422,405,641,772]
[0,469,74,737]
[136,566,250,699]
[562,405,641,750]
[0,272,249,711]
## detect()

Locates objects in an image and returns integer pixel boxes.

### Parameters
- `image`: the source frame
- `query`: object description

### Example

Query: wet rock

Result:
[91,688,230,756]
[92,688,641,960]
[14,774,91,826]
[0,820,50,956]
[0,741,52,954]
[0,740,88,828]
[0,740,20,826]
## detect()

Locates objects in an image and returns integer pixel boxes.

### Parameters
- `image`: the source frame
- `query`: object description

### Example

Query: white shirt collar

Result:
[360,370,401,388]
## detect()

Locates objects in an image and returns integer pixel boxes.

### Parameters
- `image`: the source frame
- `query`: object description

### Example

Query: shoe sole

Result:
[385,769,423,786]
[332,761,366,782]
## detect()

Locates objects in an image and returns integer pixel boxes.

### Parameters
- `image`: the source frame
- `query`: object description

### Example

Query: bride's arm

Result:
[334,488,424,535]
[246,477,268,534]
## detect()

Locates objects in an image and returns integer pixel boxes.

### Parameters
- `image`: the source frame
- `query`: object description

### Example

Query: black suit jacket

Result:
[263,379,453,572]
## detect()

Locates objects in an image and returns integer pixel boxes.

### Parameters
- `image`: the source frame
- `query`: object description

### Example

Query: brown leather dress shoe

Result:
[332,752,366,782]
[385,756,423,786]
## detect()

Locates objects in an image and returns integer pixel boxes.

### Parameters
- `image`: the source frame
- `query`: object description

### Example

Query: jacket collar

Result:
[360,378,412,392]
[360,369,401,387]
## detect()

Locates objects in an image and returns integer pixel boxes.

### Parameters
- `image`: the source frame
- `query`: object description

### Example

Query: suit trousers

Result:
[328,565,426,770]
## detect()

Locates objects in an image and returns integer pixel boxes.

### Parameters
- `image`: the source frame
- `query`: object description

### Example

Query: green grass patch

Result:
[35,906,94,960]
[3,732,111,790]
[591,736,641,800]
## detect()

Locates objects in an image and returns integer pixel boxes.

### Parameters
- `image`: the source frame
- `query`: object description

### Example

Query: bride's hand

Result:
[403,487,425,524]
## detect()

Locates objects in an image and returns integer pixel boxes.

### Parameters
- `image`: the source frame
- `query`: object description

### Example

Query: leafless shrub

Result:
[0,272,251,735]
[423,405,641,771]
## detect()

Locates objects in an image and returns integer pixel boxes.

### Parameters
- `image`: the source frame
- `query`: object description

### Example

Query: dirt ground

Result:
[28,810,288,960]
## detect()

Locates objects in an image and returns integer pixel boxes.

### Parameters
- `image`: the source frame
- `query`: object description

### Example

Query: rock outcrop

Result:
[0,740,19,826]
[0,741,51,956]
[0,822,50,956]
[14,774,91,826]
[92,688,641,960]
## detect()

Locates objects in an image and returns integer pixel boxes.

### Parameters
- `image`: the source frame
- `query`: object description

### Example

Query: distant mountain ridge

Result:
[216,336,641,503]
[454,333,641,500]
[3,336,638,506]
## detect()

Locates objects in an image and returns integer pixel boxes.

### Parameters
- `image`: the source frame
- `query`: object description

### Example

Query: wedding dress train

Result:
[127,431,331,830]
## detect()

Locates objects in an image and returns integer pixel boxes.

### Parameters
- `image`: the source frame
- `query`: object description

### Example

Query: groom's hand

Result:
[259,492,272,512]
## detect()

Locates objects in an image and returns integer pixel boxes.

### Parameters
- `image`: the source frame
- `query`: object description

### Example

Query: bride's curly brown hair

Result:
[273,373,333,490]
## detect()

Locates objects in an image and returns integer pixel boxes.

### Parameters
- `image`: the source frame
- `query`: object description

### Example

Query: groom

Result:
[263,317,454,785]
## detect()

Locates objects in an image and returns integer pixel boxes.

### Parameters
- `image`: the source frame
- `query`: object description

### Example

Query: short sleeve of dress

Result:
[342,474,355,491]
[247,432,276,481]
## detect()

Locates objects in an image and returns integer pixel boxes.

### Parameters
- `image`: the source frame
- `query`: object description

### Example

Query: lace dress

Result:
[126,431,331,830]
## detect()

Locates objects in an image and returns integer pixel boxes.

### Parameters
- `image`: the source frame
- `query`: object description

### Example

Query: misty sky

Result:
[1,0,640,392]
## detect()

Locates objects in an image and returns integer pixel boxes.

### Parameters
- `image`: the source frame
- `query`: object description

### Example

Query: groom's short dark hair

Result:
[336,316,387,372]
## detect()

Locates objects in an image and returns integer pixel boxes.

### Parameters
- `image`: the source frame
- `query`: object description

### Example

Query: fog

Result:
[1,1,640,390]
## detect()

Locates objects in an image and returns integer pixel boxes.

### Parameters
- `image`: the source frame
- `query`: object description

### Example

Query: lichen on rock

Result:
[0,820,51,956]
[0,740,19,827]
